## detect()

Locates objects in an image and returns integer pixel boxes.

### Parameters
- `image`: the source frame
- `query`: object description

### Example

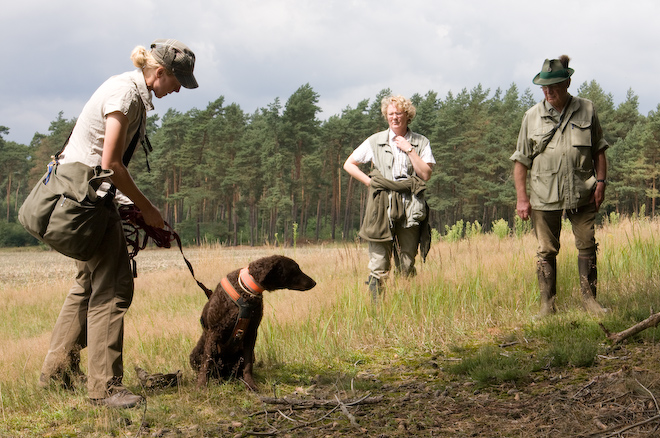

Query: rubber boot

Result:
[578,254,608,315]
[366,275,382,304]
[536,258,557,319]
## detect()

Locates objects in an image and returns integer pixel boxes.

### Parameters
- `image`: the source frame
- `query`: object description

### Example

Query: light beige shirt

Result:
[59,70,154,202]
[349,129,436,180]
[510,96,608,210]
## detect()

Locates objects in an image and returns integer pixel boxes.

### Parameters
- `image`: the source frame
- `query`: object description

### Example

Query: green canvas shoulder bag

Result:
[19,161,115,261]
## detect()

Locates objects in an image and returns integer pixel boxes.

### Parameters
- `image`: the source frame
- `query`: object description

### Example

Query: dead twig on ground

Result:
[596,415,660,437]
[254,392,379,414]
[599,312,660,344]
[245,393,375,436]
[335,394,359,427]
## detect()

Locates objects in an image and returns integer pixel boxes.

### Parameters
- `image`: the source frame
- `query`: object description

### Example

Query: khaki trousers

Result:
[368,222,420,279]
[531,203,598,260]
[40,207,134,399]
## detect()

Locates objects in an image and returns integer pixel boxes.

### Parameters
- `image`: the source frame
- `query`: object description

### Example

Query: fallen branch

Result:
[335,394,359,427]
[598,414,660,438]
[599,312,660,344]
[257,393,380,409]
[245,393,375,436]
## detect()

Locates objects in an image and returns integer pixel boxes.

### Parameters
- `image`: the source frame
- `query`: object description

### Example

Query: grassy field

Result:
[0,217,659,437]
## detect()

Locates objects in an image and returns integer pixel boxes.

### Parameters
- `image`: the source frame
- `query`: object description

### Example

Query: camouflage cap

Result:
[150,39,198,89]
[532,58,574,86]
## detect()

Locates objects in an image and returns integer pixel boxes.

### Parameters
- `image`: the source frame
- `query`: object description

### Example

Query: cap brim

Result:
[175,72,198,89]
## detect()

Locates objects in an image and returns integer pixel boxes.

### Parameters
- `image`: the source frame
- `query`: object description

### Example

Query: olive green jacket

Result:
[358,169,431,261]
[510,96,608,210]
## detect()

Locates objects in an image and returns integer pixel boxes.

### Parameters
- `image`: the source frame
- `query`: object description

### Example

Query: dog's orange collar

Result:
[239,267,264,295]
[220,267,264,303]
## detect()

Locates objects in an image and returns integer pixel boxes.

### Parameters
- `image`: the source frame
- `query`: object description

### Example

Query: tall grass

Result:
[0,217,658,435]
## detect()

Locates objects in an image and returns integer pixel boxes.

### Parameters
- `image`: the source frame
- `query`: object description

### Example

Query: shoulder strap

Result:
[122,110,144,167]
[54,130,74,161]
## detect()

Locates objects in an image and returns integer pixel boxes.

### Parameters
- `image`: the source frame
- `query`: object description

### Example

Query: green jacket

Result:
[510,96,608,210]
[358,170,432,262]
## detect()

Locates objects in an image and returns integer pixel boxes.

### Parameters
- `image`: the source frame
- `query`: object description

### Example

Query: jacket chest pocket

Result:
[570,120,592,147]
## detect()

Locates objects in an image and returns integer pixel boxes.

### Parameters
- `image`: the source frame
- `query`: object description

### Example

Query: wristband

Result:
[596,179,607,184]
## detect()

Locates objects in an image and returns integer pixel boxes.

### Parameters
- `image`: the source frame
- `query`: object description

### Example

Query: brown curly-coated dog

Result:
[190,255,316,390]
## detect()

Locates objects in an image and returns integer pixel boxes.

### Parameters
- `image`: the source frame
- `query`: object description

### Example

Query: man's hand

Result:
[592,182,606,211]
[516,197,532,221]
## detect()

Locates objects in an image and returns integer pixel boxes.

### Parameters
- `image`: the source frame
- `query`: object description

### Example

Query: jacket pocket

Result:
[530,123,558,155]
[530,168,560,204]
[573,169,597,202]
[570,120,592,147]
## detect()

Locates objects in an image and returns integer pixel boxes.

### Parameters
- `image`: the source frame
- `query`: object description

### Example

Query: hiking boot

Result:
[90,389,144,409]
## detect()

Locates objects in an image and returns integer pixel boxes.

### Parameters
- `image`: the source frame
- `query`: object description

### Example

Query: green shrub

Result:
[0,221,38,247]
[465,221,482,239]
[431,228,441,243]
[448,345,530,385]
[605,211,620,226]
[514,216,532,238]
[491,219,510,239]
[444,220,464,242]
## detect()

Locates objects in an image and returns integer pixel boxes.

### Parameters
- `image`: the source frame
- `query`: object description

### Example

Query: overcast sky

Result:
[2,0,659,145]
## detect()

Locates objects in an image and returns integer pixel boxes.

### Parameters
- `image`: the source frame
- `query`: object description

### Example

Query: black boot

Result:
[536,258,557,318]
[578,254,608,315]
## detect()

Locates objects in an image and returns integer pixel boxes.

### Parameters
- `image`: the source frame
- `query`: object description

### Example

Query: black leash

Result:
[118,204,213,297]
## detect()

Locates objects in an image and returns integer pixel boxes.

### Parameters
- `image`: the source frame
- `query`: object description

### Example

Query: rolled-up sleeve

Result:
[591,109,609,154]
[510,113,533,168]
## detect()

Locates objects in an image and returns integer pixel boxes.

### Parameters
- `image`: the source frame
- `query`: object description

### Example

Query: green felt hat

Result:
[532,58,574,86]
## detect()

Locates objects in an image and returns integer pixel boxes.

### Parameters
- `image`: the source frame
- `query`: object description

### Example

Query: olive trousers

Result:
[40,207,134,399]
[368,223,420,279]
[531,203,598,260]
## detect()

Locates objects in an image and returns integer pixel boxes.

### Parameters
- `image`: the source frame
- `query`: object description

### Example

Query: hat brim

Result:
[532,68,574,86]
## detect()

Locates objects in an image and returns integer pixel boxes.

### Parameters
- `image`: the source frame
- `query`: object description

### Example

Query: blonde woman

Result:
[38,39,198,408]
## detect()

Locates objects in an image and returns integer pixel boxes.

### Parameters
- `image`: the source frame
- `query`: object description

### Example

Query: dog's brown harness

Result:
[219,268,265,344]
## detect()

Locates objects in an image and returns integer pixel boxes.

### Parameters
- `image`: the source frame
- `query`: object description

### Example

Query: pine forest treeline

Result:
[1,81,659,246]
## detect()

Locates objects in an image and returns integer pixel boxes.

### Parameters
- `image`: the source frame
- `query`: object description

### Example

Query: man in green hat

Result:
[510,55,609,318]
